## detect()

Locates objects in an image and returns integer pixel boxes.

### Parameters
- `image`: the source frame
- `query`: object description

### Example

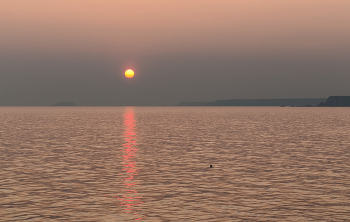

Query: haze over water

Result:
[0,107,349,221]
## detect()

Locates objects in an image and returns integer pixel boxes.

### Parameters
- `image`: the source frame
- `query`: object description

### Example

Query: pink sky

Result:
[1,0,350,57]
[1,1,350,105]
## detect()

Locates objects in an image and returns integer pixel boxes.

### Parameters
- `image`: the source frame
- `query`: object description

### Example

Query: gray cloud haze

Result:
[1,0,350,105]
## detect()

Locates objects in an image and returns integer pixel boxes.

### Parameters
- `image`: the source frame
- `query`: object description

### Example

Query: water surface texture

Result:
[0,107,350,221]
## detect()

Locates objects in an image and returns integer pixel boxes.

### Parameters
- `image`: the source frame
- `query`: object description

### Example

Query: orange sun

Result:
[125,69,134,78]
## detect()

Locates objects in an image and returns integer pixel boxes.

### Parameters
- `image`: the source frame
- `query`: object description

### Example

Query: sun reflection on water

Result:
[118,107,144,220]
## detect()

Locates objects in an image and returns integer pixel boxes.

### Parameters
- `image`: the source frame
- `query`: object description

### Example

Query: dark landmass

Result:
[178,98,327,107]
[178,101,212,106]
[317,96,350,107]
[53,102,76,106]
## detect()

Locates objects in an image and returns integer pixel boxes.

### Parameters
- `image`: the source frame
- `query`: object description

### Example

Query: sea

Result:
[0,107,349,221]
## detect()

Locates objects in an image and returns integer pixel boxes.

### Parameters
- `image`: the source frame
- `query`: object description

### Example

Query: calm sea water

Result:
[0,107,349,221]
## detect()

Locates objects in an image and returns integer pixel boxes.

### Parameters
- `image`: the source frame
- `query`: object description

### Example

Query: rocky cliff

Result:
[317,96,350,107]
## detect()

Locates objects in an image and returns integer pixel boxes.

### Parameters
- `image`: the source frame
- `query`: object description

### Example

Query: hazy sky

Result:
[1,0,350,105]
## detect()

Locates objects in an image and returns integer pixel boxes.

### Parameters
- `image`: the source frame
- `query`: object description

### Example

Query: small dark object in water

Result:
[210,165,212,168]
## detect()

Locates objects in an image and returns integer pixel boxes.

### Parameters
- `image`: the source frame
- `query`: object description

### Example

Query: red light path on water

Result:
[105,107,144,220]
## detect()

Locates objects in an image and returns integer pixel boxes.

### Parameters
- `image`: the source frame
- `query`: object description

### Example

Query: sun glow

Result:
[125,69,134,78]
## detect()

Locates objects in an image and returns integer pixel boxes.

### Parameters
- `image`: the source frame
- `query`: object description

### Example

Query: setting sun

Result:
[125,69,134,78]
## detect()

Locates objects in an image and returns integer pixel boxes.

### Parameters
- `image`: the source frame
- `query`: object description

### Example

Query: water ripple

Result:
[0,107,349,221]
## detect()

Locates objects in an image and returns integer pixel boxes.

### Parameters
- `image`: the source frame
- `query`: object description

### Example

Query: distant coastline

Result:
[53,102,76,106]
[316,96,350,107]
[178,98,327,107]
[178,96,350,107]
[6,97,348,107]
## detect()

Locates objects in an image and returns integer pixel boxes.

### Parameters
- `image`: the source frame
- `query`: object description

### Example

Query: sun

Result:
[125,69,134,78]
